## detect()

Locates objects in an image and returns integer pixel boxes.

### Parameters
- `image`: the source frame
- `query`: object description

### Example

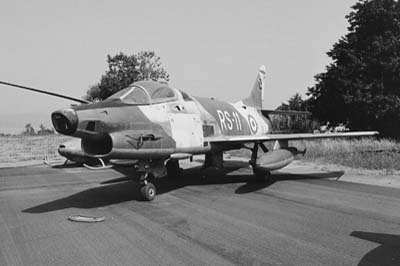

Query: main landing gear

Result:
[165,160,182,178]
[249,142,271,182]
[252,167,271,182]
[139,172,156,201]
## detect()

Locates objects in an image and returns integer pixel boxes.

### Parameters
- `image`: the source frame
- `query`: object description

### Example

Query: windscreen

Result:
[107,86,150,105]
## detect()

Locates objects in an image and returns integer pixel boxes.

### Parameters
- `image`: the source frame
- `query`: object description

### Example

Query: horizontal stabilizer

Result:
[262,110,311,116]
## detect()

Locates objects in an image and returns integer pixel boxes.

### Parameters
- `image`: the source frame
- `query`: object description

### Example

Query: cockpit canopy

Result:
[107,81,177,105]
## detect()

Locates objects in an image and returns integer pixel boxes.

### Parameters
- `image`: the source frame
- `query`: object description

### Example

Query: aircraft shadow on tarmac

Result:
[46,161,84,168]
[351,231,400,266]
[22,161,344,214]
[234,170,344,194]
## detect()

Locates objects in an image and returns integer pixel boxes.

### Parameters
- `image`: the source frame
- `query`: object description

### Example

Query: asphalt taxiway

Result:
[0,160,399,266]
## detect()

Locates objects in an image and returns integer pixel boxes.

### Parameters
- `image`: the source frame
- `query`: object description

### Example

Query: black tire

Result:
[166,160,181,178]
[253,168,271,182]
[140,183,156,201]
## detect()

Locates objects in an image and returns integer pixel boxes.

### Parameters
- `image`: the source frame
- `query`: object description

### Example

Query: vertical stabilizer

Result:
[242,65,266,108]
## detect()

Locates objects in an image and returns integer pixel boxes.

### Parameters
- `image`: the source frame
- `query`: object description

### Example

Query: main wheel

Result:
[253,168,271,182]
[140,183,156,201]
[166,160,181,178]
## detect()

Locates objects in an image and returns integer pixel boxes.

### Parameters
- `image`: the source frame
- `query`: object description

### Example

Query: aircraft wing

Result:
[207,131,378,144]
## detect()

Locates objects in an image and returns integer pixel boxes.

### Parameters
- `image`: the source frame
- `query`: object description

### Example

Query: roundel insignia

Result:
[248,114,258,134]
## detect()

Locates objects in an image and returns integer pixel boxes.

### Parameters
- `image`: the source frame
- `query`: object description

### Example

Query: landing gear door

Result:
[169,114,203,148]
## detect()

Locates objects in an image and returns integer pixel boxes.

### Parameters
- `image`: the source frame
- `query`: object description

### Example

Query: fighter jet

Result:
[0,66,378,200]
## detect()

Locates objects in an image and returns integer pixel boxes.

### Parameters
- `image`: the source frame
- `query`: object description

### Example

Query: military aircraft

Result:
[0,66,378,201]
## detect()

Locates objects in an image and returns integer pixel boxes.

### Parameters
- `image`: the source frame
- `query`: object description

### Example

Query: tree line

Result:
[22,123,55,136]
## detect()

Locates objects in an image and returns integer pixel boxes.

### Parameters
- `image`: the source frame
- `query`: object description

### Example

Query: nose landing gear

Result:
[139,172,156,201]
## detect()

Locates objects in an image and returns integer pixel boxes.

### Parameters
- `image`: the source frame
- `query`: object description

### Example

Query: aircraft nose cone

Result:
[51,108,78,135]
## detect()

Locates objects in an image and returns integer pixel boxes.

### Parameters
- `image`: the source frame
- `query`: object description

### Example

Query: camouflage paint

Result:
[53,75,274,160]
[195,97,252,136]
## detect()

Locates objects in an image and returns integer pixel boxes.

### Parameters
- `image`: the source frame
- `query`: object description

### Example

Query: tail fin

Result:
[242,65,266,108]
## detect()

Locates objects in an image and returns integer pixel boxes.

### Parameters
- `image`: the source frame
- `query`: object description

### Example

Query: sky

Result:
[0,0,356,118]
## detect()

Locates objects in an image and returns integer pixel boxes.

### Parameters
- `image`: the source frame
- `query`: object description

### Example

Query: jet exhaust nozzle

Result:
[51,109,78,135]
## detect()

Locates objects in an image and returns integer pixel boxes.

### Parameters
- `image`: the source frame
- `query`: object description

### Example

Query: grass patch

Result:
[297,138,400,171]
[0,135,71,163]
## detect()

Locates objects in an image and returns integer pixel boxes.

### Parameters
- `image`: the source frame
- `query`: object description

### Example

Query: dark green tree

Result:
[37,124,55,135]
[307,0,400,138]
[85,51,170,101]
[277,93,307,111]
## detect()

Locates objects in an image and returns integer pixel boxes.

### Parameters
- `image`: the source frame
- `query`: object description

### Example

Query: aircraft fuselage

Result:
[52,92,272,160]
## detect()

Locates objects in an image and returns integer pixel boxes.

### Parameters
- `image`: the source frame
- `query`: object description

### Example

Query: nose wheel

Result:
[140,183,156,201]
[139,172,156,201]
